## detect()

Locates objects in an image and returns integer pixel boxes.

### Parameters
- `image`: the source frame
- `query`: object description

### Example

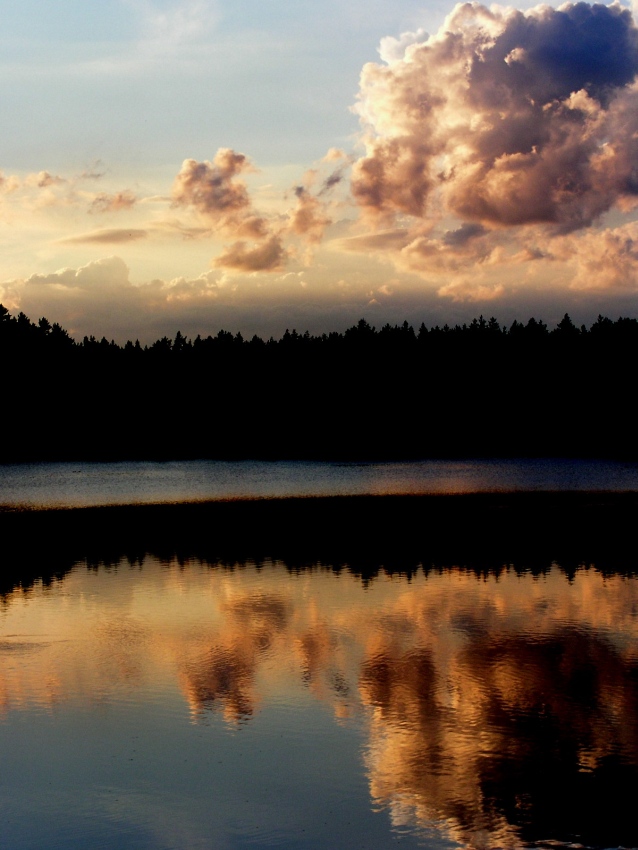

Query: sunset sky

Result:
[3,0,638,341]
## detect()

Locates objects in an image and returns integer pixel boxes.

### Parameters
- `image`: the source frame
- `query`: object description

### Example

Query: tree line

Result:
[2,304,637,461]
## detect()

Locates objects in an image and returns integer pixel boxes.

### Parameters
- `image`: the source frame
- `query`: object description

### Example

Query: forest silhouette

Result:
[2,304,636,461]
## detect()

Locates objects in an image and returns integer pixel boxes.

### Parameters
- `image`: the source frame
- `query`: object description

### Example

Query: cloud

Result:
[89,191,137,214]
[322,148,348,163]
[556,222,638,289]
[337,229,412,253]
[0,172,20,194]
[213,235,287,272]
[122,0,219,57]
[172,149,268,239]
[25,171,66,189]
[5,250,638,346]
[172,148,343,270]
[287,186,331,243]
[354,2,638,230]
[59,228,148,245]
[335,2,638,300]
[378,27,429,64]
[0,257,226,339]
[437,279,506,302]
[78,163,106,181]
[340,220,505,275]
[24,256,132,290]
[442,222,487,247]
[0,171,66,195]
[172,148,277,252]
[151,219,212,240]
[400,229,496,273]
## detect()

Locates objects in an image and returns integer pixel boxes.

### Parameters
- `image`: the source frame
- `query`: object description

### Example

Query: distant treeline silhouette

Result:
[2,304,637,461]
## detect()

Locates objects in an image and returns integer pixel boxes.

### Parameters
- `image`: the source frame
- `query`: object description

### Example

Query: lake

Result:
[1,556,637,849]
[2,457,638,508]
[1,459,637,849]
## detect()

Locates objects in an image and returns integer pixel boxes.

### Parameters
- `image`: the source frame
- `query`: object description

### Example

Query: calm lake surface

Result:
[2,459,638,848]
[2,457,638,508]
[1,558,637,850]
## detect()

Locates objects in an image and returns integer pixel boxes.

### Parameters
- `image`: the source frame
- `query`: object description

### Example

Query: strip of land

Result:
[2,492,637,594]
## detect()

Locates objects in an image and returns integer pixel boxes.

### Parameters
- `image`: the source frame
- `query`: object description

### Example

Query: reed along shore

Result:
[2,491,638,595]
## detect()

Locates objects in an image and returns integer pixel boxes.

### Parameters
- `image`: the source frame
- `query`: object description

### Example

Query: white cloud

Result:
[378,27,429,64]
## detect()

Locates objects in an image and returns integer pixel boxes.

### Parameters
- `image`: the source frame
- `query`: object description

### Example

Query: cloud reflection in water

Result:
[1,560,637,848]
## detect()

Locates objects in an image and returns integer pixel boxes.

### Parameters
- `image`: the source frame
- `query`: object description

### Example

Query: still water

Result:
[1,558,637,849]
[2,457,638,508]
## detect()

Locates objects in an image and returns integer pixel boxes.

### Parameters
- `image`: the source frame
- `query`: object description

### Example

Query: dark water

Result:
[2,457,638,508]
[1,558,637,850]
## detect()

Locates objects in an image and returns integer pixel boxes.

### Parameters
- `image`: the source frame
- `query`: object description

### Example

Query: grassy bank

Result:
[2,492,638,595]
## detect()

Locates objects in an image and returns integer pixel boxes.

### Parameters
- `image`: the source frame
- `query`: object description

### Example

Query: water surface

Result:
[2,457,638,508]
[1,558,637,849]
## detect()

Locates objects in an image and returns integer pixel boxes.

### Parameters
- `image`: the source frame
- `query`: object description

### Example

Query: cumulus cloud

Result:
[172,147,347,272]
[0,257,227,340]
[341,220,513,276]
[0,172,20,194]
[345,1,638,293]
[322,148,348,163]
[353,2,638,231]
[0,170,66,195]
[3,255,390,342]
[172,149,292,270]
[378,27,429,63]
[25,256,221,301]
[172,149,268,238]
[213,235,287,272]
[399,227,496,273]
[25,256,133,290]
[556,222,638,289]
[5,250,638,344]
[89,190,137,214]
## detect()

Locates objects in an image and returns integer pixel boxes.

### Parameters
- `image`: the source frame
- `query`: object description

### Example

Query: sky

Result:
[2,0,638,341]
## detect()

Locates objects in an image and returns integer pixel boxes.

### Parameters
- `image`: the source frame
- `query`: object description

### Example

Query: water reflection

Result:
[181,593,293,722]
[362,627,638,848]
[3,457,638,508]
[1,560,637,849]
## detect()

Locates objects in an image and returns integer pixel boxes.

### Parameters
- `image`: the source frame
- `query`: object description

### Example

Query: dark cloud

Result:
[320,170,343,193]
[318,162,350,196]
[469,2,638,109]
[442,223,487,247]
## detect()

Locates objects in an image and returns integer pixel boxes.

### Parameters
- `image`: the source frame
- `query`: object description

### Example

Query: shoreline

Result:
[2,492,638,594]
[3,484,638,510]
